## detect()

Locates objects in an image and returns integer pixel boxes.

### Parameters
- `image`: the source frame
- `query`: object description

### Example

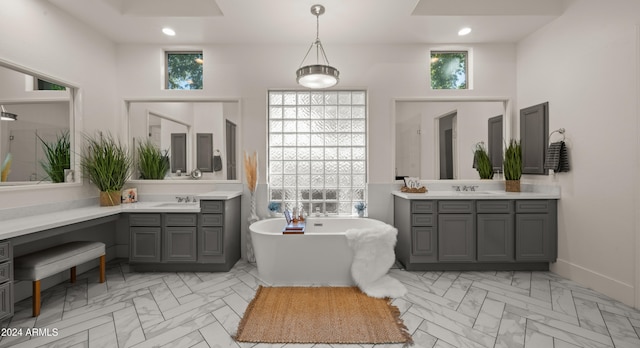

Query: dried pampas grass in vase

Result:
[244,151,258,263]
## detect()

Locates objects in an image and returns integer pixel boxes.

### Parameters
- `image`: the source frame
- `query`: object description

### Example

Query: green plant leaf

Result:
[80,132,132,192]
[503,139,522,180]
[473,142,493,179]
[137,139,170,180]
[38,131,70,183]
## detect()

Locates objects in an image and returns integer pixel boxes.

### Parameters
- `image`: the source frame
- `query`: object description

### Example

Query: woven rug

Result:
[234,286,413,344]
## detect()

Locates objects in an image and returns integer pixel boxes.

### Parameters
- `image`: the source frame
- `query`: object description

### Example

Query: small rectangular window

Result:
[430,51,467,89]
[35,78,66,91]
[165,51,203,90]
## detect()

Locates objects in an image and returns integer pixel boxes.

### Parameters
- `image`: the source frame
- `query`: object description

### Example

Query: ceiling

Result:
[47,0,570,45]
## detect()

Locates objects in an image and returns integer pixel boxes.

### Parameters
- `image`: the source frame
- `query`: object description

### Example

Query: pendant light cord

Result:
[298,8,331,68]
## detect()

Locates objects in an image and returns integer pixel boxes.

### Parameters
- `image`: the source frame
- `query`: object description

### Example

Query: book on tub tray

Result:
[282,222,305,234]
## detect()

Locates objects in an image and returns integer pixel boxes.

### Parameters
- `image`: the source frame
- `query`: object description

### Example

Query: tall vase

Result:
[246,191,258,263]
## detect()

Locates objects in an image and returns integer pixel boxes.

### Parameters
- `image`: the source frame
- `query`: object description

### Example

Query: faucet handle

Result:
[452,185,461,192]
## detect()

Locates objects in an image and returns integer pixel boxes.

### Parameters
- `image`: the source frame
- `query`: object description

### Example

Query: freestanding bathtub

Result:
[250,217,387,286]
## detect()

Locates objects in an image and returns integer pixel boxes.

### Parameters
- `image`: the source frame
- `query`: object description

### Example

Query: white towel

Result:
[345,224,407,298]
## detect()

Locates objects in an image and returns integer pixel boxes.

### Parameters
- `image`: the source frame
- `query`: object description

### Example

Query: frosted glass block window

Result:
[268,90,367,215]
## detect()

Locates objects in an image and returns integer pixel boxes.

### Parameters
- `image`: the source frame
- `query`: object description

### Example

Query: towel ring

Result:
[549,128,565,142]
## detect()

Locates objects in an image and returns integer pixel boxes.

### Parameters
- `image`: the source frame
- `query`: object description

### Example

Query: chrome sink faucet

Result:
[175,196,195,203]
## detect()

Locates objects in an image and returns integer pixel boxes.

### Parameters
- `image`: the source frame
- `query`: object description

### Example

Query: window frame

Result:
[267,90,368,216]
[164,51,204,90]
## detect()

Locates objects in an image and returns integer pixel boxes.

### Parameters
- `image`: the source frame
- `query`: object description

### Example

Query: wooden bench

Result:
[13,241,106,316]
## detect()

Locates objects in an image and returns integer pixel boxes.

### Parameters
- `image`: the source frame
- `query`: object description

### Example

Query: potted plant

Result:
[473,142,493,179]
[137,139,169,180]
[38,131,70,183]
[503,139,522,192]
[81,133,132,206]
[354,202,367,217]
[268,201,281,217]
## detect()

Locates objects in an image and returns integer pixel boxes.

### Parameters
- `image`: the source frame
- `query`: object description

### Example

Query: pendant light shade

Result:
[0,105,17,121]
[296,5,339,89]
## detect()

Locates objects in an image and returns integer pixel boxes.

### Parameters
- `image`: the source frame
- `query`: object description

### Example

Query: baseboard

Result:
[551,258,636,308]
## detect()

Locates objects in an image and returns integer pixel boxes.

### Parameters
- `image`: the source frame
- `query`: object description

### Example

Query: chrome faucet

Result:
[175,196,195,203]
[463,185,479,192]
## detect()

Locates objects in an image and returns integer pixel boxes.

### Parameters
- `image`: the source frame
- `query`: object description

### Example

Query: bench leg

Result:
[99,255,105,283]
[33,280,41,317]
[70,266,77,283]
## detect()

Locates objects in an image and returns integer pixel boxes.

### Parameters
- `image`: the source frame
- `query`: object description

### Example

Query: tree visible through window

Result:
[430,51,467,89]
[36,79,66,91]
[166,52,203,90]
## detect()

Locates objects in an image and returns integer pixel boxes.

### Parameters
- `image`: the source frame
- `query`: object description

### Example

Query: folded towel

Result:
[213,155,223,172]
[544,141,570,172]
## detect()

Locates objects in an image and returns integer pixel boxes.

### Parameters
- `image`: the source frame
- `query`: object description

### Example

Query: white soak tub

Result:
[249,217,386,286]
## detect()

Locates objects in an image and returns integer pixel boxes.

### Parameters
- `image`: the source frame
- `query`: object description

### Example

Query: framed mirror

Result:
[394,97,511,180]
[126,99,240,181]
[0,59,79,188]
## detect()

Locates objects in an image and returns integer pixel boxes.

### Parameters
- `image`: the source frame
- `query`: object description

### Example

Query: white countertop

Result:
[0,191,242,241]
[197,191,243,200]
[392,190,560,200]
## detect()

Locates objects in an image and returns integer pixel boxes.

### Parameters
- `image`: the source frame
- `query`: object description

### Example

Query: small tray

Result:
[401,186,428,193]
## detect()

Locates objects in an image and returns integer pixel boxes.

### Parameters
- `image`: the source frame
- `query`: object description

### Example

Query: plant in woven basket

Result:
[473,142,493,179]
[503,139,521,192]
[38,131,70,183]
[137,139,169,180]
[81,132,132,206]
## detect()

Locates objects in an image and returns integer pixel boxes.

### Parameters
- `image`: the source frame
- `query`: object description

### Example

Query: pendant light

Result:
[296,4,339,89]
[0,106,17,121]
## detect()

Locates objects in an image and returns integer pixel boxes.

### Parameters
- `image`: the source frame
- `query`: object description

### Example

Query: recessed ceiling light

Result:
[162,27,176,36]
[458,27,472,36]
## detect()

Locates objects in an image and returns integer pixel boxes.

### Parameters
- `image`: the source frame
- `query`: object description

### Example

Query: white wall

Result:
[517,0,640,306]
[0,0,118,208]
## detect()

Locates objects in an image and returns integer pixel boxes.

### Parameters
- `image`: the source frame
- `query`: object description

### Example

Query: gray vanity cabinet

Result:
[394,198,437,268]
[199,197,241,270]
[394,196,557,270]
[515,200,557,261]
[0,242,13,320]
[163,214,197,262]
[199,201,224,263]
[437,201,475,262]
[477,201,514,262]
[129,214,162,263]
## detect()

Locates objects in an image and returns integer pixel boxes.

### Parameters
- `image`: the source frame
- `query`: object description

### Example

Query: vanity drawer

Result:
[516,200,551,213]
[411,201,434,214]
[201,201,224,214]
[0,263,11,284]
[477,200,514,214]
[165,214,197,227]
[438,201,474,213]
[412,214,434,227]
[129,214,161,227]
[200,214,223,226]
[0,243,10,263]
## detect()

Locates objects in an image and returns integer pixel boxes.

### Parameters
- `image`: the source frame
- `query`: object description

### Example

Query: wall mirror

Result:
[394,98,510,180]
[126,99,240,181]
[0,60,78,188]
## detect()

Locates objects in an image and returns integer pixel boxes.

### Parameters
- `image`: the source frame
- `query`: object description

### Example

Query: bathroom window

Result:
[165,51,203,90]
[430,51,467,89]
[268,90,367,215]
[35,78,66,91]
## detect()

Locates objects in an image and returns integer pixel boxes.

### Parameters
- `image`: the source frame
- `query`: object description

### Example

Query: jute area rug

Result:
[234,286,413,345]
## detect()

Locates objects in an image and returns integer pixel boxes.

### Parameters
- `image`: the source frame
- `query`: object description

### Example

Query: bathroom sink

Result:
[454,191,494,195]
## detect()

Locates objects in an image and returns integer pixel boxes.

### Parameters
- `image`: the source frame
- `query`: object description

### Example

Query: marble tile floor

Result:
[1,259,640,348]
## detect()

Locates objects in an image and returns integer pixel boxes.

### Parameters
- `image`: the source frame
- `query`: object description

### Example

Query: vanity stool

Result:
[14,241,106,316]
